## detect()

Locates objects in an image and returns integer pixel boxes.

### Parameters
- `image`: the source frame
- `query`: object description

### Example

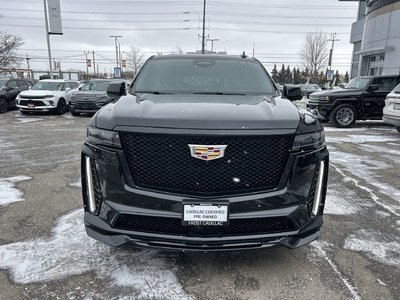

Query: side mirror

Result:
[368,84,379,92]
[107,81,126,100]
[283,84,303,101]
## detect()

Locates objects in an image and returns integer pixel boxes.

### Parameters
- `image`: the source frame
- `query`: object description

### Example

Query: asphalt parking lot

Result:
[0,109,399,300]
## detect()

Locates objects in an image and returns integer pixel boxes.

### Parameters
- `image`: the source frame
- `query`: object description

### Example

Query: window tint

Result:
[132,58,276,95]
[393,83,400,92]
[71,82,79,88]
[17,80,28,88]
[372,77,398,91]
[7,80,18,88]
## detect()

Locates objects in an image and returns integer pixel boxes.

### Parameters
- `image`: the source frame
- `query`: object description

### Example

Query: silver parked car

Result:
[383,83,400,133]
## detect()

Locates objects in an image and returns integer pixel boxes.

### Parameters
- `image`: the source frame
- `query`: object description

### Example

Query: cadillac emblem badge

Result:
[188,145,227,161]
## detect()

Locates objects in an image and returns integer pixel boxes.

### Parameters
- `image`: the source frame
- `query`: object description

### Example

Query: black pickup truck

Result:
[307,75,400,127]
[81,54,329,251]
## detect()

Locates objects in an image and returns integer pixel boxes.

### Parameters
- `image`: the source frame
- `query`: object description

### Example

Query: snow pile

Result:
[0,209,192,299]
[344,229,400,267]
[0,176,31,206]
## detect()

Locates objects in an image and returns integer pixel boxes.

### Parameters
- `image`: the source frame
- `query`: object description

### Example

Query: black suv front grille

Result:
[114,214,295,236]
[121,133,292,196]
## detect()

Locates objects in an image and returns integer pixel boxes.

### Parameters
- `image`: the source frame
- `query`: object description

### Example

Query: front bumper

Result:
[81,140,329,251]
[307,102,335,120]
[383,114,400,127]
[17,99,56,111]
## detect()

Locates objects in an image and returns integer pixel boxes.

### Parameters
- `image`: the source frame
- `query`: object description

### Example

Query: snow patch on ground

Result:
[330,150,400,215]
[0,176,31,206]
[326,134,399,144]
[0,209,192,300]
[13,117,44,124]
[69,178,81,188]
[375,211,391,218]
[309,240,361,300]
[324,185,364,215]
[344,229,400,267]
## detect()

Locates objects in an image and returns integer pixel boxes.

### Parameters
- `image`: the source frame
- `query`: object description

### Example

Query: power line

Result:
[0,23,350,34]
[0,16,351,27]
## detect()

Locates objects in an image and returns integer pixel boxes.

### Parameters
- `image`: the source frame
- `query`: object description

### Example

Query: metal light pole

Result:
[201,0,206,54]
[43,0,53,78]
[109,35,122,71]
[328,33,340,71]
[206,38,219,53]
[84,51,90,78]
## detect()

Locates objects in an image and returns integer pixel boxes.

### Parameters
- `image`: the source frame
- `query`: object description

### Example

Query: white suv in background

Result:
[383,83,400,133]
[16,79,79,115]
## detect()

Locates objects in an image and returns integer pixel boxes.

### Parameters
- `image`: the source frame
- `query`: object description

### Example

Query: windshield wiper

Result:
[193,92,246,95]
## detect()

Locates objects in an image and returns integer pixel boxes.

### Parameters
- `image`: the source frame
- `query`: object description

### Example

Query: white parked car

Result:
[383,83,400,133]
[16,79,80,115]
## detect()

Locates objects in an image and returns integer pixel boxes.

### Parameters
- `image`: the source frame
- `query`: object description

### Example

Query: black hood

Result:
[311,89,365,97]
[94,94,302,131]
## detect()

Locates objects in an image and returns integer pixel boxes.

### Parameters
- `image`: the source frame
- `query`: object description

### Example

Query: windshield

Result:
[345,78,370,90]
[0,80,7,89]
[132,58,276,95]
[32,81,62,91]
[81,81,112,91]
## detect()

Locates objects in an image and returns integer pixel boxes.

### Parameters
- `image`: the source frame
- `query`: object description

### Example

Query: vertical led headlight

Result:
[312,161,325,216]
[85,156,97,214]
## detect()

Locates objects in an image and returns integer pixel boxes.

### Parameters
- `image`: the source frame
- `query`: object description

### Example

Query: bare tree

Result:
[0,31,24,70]
[175,46,184,54]
[299,32,328,74]
[126,47,145,77]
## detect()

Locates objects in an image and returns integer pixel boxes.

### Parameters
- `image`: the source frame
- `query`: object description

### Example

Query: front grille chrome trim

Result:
[85,156,97,214]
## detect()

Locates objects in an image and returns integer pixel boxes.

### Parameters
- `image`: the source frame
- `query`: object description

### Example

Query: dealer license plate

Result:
[393,103,400,110]
[182,203,229,226]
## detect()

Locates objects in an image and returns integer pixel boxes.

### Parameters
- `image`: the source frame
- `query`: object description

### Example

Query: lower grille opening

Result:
[113,214,296,237]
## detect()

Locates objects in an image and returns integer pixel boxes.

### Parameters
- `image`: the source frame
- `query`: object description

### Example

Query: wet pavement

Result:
[0,109,399,299]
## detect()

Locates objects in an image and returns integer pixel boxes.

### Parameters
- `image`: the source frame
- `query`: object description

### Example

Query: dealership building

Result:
[343,0,400,77]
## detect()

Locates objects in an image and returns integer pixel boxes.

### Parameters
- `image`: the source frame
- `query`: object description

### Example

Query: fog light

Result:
[85,156,97,214]
[311,161,325,216]
[49,100,55,106]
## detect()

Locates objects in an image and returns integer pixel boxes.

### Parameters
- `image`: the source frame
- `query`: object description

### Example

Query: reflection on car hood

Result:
[96,94,301,131]
[19,90,58,96]
[311,89,364,97]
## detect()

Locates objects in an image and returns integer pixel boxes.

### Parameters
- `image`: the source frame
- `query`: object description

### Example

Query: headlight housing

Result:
[86,126,121,148]
[292,131,325,150]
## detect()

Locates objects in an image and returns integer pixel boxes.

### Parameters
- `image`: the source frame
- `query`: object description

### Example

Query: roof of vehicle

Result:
[87,79,115,81]
[39,79,79,82]
[355,75,400,79]
[150,54,256,61]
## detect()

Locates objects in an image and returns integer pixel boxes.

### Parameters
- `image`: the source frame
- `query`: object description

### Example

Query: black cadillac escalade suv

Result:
[81,54,329,251]
[307,75,400,127]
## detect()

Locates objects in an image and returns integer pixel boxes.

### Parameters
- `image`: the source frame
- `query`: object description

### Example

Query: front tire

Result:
[331,104,357,128]
[55,99,67,115]
[0,98,8,113]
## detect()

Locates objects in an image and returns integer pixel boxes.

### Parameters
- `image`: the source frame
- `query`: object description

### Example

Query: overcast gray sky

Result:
[0,0,359,75]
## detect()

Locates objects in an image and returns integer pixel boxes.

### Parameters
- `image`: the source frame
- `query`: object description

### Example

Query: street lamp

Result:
[109,35,122,71]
